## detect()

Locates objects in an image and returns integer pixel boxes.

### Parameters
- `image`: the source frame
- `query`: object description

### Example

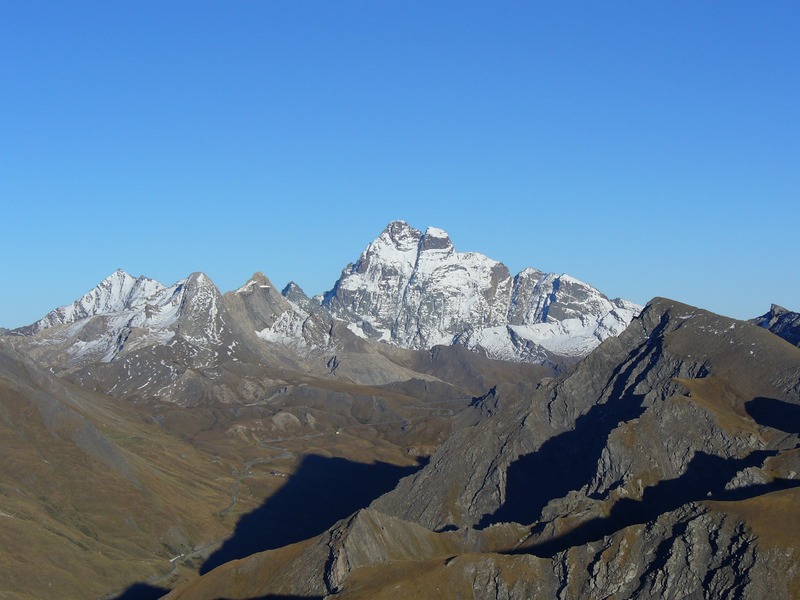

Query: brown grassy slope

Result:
[0,345,249,599]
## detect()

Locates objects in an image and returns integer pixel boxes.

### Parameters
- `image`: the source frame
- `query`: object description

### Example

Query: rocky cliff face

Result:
[369,298,800,597]
[752,303,800,347]
[375,297,800,524]
[165,298,800,599]
[321,221,640,364]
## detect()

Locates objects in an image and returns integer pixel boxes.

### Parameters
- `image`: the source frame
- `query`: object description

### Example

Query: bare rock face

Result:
[281,280,315,313]
[225,271,293,332]
[376,298,800,524]
[171,297,800,599]
[321,221,641,364]
[752,303,800,347]
[360,299,800,597]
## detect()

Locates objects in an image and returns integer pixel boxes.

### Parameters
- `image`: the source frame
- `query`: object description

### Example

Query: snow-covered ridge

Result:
[321,220,642,361]
[12,221,641,368]
[28,269,185,333]
[16,270,219,366]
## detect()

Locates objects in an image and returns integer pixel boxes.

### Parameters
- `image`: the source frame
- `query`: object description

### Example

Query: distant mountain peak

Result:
[236,272,276,294]
[110,267,133,279]
[322,221,641,360]
[186,271,214,286]
[770,303,789,316]
[384,219,419,240]
[382,220,421,247]
[18,269,160,334]
[281,281,304,295]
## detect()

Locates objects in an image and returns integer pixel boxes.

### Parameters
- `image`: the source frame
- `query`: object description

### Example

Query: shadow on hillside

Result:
[746,397,800,436]
[476,329,667,528]
[477,391,646,528]
[218,596,324,600]
[113,585,322,600]
[111,583,170,600]
[201,454,426,574]
[508,449,800,558]
[112,455,423,599]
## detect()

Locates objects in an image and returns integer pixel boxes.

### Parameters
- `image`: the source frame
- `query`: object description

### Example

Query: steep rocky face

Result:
[15,269,163,335]
[225,272,293,331]
[374,298,800,528]
[322,221,640,364]
[165,501,794,600]
[224,272,314,353]
[8,270,190,369]
[173,298,800,599]
[362,298,800,596]
[281,280,316,313]
[752,304,800,347]
[172,272,229,347]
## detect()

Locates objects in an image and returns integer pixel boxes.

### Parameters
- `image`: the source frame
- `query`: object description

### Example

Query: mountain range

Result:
[10,221,640,376]
[167,298,800,600]
[1,221,799,600]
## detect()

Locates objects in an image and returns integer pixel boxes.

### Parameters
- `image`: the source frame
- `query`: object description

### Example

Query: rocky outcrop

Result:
[752,303,800,347]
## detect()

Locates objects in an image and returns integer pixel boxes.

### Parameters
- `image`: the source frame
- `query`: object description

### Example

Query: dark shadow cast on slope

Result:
[476,320,672,529]
[112,455,423,598]
[111,583,170,600]
[218,596,324,600]
[509,449,800,558]
[201,454,426,574]
[477,390,647,529]
[746,397,800,436]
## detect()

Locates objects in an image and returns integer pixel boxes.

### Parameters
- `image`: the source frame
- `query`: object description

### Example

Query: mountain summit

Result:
[320,221,640,364]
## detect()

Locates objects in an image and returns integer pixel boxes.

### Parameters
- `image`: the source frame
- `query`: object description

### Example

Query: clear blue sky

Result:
[2,2,798,328]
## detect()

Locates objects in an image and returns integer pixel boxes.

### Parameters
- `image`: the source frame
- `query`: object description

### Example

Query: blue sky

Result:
[1,2,798,328]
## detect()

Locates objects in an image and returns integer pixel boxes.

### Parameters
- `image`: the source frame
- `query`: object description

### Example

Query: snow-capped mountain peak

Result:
[23,269,169,333]
[322,222,641,362]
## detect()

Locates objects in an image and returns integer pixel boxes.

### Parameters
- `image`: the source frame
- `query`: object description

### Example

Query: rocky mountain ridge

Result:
[752,304,800,347]
[165,297,800,599]
[9,221,641,374]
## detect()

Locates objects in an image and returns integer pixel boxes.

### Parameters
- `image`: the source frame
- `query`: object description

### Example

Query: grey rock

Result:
[751,303,800,347]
